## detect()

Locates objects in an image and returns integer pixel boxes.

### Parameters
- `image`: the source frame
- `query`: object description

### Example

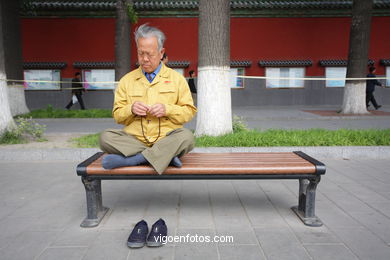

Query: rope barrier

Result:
[237,75,390,81]
[0,75,389,90]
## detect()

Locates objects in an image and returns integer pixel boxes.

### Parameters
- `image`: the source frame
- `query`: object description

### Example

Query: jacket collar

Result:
[135,63,169,85]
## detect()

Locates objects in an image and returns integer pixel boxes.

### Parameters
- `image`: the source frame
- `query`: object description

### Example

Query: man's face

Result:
[137,36,164,73]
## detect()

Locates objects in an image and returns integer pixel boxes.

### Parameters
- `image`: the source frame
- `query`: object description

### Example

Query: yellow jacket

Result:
[113,64,197,145]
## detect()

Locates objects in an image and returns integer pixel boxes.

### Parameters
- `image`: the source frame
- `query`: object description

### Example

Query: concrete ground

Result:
[1,105,390,259]
[1,158,390,260]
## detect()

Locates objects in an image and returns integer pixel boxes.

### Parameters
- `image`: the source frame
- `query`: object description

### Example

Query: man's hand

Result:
[132,101,150,116]
[149,103,166,118]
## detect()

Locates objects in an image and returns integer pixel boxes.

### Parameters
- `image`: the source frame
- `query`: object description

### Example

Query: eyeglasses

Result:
[137,51,158,59]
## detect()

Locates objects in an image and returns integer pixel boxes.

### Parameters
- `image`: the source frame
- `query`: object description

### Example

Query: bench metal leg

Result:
[80,177,109,228]
[292,177,323,227]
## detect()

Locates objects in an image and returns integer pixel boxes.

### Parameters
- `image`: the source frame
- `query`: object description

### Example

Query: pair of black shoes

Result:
[127,219,167,248]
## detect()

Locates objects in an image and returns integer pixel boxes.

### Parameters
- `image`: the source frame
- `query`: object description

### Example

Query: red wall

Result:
[21,16,390,78]
[22,18,115,77]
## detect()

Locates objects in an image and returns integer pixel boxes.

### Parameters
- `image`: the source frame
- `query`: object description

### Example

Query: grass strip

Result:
[19,106,112,118]
[71,129,390,148]
[0,131,28,145]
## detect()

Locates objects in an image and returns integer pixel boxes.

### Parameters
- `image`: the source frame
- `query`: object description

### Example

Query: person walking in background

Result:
[188,70,197,94]
[366,66,383,110]
[161,53,168,65]
[188,70,197,105]
[65,72,86,110]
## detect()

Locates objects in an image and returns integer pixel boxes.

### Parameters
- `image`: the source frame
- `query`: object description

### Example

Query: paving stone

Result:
[100,208,144,229]
[144,182,181,216]
[37,247,88,260]
[233,181,289,228]
[179,213,214,229]
[257,181,297,209]
[370,202,390,218]
[363,180,390,194]
[349,210,390,243]
[176,228,216,239]
[0,231,58,260]
[323,164,356,185]
[323,190,374,213]
[179,198,213,216]
[342,184,389,204]
[50,226,99,247]
[304,244,358,260]
[315,199,361,228]
[179,182,211,216]
[174,244,219,260]
[254,227,312,260]
[82,230,130,260]
[0,216,39,250]
[215,228,258,245]
[208,181,246,217]
[348,160,390,183]
[331,227,390,260]
[288,225,341,244]
[0,202,21,221]
[213,215,252,230]
[218,244,266,260]
[126,245,174,260]
[365,160,390,180]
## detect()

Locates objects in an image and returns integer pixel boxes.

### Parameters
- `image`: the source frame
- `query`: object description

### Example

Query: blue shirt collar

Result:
[144,62,162,83]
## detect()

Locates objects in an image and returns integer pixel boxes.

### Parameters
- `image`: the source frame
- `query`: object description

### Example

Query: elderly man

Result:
[99,24,196,174]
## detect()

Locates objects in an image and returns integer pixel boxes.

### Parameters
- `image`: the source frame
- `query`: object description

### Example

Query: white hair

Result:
[134,24,166,51]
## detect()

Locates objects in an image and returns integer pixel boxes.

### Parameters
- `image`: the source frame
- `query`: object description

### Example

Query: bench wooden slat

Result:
[85,152,317,175]
[76,151,326,228]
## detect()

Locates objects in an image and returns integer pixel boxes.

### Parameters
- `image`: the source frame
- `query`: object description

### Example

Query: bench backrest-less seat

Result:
[77,151,325,227]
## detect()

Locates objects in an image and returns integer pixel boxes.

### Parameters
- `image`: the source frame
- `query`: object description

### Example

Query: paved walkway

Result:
[1,158,390,259]
[1,105,390,259]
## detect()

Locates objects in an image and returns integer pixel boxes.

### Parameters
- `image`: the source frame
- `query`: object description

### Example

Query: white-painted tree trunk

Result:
[0,1,15,135]
[341,81,369,114]
[0,72,16,135]
[196,66,232,136]
[341,0,372,114]
[8,84,29,116]
[195,0,232,137]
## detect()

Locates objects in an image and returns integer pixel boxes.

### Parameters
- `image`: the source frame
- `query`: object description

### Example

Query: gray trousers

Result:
[99,128,195,174]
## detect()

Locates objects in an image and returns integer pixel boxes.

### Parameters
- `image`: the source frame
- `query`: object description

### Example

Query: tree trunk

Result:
[2,0,29,116]
[0,0,16,135]
[341,0,373,114]
[115,0,132,82]
[195,0,232,136]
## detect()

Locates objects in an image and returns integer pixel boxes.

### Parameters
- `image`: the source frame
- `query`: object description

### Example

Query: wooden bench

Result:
[76,151,326,228]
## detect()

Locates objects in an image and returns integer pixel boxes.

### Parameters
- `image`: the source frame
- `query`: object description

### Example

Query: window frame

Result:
[265,67,305,89]
[325,67,347,88]
[23,69,61,91]
[82,69,115,90]
[230,67,245,89]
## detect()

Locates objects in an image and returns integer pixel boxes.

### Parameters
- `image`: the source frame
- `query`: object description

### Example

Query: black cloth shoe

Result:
[127,220,148,248]
[146,218,168,247]
[375,105,382,110]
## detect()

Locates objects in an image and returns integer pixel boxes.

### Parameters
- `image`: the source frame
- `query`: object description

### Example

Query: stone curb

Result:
[1,146,389,161]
